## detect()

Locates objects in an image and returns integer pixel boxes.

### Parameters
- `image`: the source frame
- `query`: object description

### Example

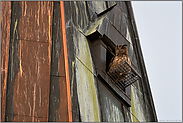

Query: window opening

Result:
[106,45,141,89]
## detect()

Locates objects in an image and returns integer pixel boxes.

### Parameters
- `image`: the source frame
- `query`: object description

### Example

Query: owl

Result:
[108,45,131,82]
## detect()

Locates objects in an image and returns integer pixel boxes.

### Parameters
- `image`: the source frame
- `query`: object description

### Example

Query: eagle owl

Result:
[108,45,131,82]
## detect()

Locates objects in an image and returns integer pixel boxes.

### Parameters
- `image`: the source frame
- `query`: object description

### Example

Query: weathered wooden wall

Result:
[1,1,70,122]
[1,1,11,121]
[1,1,157,122]
[64,1,157,122]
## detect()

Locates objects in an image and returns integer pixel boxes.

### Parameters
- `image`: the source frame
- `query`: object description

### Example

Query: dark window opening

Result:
[106,47,115,72]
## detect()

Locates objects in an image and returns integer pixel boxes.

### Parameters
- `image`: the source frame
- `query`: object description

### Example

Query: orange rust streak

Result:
[60,1,72,122]
[1,68,7,72]
[1,1,11,122]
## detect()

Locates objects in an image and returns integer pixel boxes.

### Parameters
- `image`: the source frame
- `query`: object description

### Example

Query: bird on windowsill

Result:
[108,45,131,82]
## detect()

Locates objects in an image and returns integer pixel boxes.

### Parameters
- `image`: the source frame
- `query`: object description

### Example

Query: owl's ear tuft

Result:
[115,45,119,55]
[122,45,127,49]
[115,45,118,50]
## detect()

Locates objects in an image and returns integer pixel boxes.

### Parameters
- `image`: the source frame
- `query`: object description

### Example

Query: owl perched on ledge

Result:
[108,45,131,82]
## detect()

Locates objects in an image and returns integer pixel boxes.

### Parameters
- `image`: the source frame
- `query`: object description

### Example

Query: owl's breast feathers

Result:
[108,54,131,82]
[109,54,130,69]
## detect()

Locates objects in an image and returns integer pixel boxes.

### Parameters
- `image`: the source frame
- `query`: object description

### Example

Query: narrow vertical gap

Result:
[78,110,81,122]
[48,1,61,122]
[105,1,109,8]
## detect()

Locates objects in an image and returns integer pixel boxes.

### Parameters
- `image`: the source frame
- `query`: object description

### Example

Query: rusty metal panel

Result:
[98,80,125,122]
[18,1,53,42]
[1,1,11,121]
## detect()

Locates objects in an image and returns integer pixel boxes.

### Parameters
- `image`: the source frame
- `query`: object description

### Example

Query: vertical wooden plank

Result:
[8,1,53,121]
[48,1,70,122]
[48,2,62,121]
[13,115,47,122]
[63,1,81,121]
[1,2,11,121]
[49,76,69,122]
[5,1,22,121]
[18,1,53,43]
[13,41,51,121]
[60,1,72,122]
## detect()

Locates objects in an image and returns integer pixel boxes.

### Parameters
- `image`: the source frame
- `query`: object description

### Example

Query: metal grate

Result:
[107,61,141,89]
